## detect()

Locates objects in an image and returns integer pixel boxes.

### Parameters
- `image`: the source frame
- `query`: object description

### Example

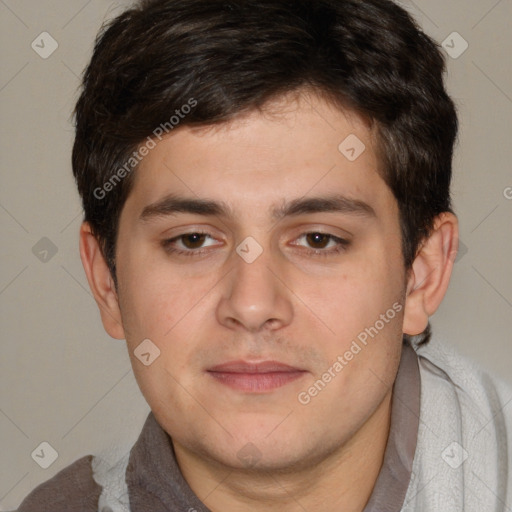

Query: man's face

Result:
[114,92,407,471]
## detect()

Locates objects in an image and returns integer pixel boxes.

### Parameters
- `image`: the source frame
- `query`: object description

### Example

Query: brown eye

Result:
[181,233,208,249]
[292,232,350,257]
[161,231,219,257]
[305,233,331,249]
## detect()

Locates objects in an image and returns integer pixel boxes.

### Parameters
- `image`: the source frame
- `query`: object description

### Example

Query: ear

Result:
[403,212,459,336]
[79,222,125,340]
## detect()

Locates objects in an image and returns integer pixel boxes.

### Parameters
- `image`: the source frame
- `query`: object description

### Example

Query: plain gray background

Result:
[1,0,511,509]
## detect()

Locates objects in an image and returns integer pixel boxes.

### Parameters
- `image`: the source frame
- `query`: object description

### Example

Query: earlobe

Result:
[79,222,125,340]
[403,212,459,336]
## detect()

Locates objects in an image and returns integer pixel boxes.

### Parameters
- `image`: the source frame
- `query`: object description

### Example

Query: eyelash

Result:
[161,231,350,258]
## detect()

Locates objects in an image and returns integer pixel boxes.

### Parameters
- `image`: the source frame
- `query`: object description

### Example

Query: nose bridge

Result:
[234,241,274,296]
[217,238,293,331]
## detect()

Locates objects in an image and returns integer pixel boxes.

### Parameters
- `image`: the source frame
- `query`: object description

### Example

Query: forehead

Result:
[123,91,396,224]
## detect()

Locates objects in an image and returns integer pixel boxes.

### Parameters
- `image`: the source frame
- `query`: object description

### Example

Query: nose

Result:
[216,242,294,333]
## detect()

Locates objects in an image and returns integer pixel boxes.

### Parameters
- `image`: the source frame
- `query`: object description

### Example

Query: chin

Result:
[204,426,324,472]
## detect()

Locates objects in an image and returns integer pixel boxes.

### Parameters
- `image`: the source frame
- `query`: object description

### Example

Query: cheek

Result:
[294,249,405,395]
[300,263,403,342]
[118,262,218,400]
[296,295,403,425]
[117,251,217,340]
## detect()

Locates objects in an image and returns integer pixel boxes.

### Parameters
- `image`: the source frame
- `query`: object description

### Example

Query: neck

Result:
[174,389,393,512]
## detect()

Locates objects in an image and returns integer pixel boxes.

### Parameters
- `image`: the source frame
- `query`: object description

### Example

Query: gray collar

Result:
[363,340,420,511]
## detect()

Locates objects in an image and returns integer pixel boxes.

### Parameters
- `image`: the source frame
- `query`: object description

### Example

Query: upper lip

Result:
[207,360,305,373]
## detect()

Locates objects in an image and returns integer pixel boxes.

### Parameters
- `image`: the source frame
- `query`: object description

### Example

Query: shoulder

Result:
[14,455,102,512]
[414,335,512,475]
[403,337,512,511]
[416,335,512,417]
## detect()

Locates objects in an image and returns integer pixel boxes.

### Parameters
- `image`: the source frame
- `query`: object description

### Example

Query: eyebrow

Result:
[139,193,376,222]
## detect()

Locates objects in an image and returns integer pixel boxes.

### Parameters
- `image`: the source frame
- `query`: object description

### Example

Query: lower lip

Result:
[208,371,307,392]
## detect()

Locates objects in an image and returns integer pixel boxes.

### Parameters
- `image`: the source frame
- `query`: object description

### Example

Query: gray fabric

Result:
[93,451,131,512]
[125,414,210,512]
[400,337,512,511]
[363,341,420,511]
[14,455,102,512]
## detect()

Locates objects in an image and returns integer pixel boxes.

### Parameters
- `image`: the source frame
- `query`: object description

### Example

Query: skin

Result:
[80,90,458,511]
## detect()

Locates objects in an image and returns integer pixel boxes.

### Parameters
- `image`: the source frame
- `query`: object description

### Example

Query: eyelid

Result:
[161,228,351,258]
[161,230,221,251]
[291,232,347,248]
[287,224,353,239]
[289,232,350,257]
